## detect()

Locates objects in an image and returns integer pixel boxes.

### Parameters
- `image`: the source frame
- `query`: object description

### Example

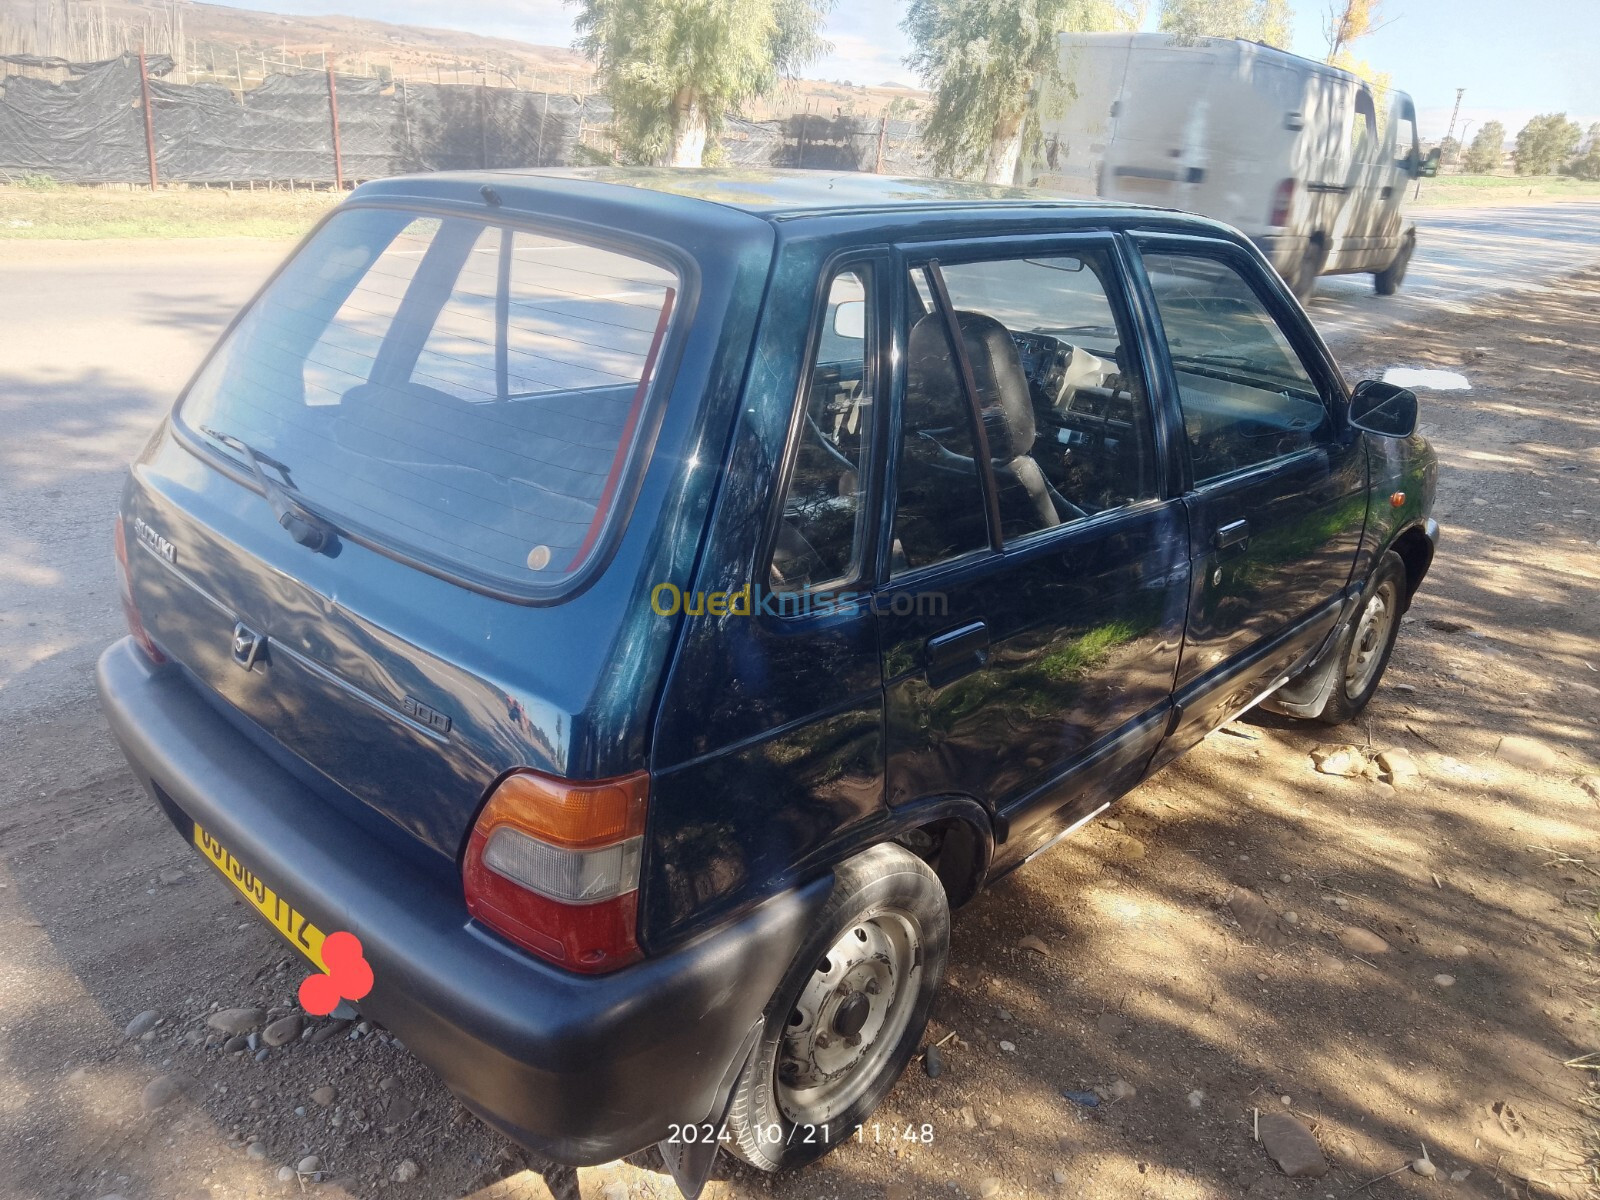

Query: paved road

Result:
[1308,201,1600,340]
[3,201,1600,722]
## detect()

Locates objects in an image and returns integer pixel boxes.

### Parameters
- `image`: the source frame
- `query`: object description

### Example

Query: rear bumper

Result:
[96,638,828,1165]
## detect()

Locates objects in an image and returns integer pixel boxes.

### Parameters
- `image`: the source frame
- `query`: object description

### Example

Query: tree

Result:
[572,0,832,166]
[1324,0,1382,63]
[1462,120,1504,174]
[1513,112,1582,176]
[1436,135,1460,168]
[1157,0,1293,47]
[904,0,1145,184]
[1567,122,1600,181]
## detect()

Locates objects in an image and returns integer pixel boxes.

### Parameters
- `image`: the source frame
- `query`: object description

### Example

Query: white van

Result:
[1029,33,1438,296]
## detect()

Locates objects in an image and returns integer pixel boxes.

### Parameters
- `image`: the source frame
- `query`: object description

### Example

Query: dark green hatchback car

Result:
[99,169,1437,1196]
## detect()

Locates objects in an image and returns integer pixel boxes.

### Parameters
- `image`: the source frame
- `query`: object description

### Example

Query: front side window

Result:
[1141,250,1329,484]
[890,250,1158,573]
[769,267,875,593]
[181,208,679,591]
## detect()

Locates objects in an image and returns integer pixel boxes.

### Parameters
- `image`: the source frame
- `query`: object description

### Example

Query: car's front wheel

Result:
[725,843,950,1172]
[1314,550,1407,724]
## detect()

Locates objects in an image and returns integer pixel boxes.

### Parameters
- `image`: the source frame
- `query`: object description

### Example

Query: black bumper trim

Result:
[96,638,829,1165]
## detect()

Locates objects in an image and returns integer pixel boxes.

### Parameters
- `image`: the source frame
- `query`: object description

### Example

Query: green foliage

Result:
[571,0,831,165]
[1462,120,1504,174]
[1569,122,1600,180]
[1514,112,1581,176]
[1157,0,1293,47]
[903,0,1143,179]
[18,173,60,191]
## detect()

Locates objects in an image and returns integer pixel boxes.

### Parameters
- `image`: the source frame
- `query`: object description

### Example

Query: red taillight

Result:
[1268,177,1296,227]
[113,515,166,664]
[462,769,649,973]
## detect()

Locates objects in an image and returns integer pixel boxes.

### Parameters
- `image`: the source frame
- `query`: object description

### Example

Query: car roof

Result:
[355,167,1182,227]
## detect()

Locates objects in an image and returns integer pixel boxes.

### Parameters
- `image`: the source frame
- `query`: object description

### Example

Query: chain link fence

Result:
[0,52,931,185]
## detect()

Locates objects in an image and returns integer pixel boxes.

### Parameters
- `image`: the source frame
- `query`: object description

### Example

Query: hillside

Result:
[4,0,927,120]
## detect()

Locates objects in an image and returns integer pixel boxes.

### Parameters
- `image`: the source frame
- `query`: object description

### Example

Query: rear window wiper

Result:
[199,427,339,553]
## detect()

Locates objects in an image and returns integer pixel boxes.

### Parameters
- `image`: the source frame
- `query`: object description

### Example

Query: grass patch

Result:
[1411,174,1600,208]
[0,184,340,239]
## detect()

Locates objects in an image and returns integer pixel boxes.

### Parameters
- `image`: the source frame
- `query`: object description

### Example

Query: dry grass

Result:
[1412,175,1600,209]
[0,183,338,240]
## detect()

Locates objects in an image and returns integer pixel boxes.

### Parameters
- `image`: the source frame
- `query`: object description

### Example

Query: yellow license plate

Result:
[194,822,327,973]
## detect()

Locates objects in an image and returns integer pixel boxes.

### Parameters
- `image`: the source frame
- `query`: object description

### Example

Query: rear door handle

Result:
[1215,518,1250,550]
[925,620,990,685]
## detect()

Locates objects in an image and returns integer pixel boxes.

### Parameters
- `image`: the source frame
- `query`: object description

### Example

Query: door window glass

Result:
[769,268,874,592]
[938,254,1157,540]
[1393,111,1419,174]
[891,268,991,574]
[890,252,1158,571]
[1141,251,1329,484]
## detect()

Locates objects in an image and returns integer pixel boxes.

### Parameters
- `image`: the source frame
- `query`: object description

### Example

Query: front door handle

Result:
[1215,518,1250,550]
[925,620,990,685]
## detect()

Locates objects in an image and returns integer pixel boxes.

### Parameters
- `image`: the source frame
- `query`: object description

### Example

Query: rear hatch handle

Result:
[199,427,341,554]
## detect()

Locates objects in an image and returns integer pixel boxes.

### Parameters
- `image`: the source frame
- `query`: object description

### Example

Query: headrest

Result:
[906,310,1035,460]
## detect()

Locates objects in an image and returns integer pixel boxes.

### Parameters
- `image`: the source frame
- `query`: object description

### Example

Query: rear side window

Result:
[180,208,679,592]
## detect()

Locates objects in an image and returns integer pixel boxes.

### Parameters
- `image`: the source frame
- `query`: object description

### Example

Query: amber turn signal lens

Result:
[477,769,648,850]
[1389,491,1406,508]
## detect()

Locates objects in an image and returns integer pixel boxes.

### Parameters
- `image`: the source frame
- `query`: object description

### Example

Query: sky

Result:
[223,0,1599,141]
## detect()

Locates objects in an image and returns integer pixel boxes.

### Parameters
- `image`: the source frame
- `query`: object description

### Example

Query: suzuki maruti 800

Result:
[99,170,1437,1196]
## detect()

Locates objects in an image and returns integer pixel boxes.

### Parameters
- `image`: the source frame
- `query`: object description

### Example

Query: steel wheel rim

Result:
[775,910,922,1126]
[1346,580,1397,696]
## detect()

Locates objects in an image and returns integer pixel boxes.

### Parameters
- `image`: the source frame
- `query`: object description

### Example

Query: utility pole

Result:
[1443,88,1465,152]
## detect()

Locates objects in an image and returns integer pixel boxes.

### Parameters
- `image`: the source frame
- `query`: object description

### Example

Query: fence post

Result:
[326,60,344,189]
[138,47,159,190]
[478,84,490,168]
[876,115,887,174]
[536,91,549,166]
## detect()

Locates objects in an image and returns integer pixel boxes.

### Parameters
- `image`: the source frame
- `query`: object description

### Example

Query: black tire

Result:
[1374,236,1414,296]
[1289,239,1324,300]
[725,844,950,1172]
[1313,550,1407,725]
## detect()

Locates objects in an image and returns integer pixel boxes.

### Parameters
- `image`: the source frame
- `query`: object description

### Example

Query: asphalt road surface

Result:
[3,201,1600,725]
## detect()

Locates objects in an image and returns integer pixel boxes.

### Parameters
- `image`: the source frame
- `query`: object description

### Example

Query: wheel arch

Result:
[882,795,994,911]
[1388,522,1435,609]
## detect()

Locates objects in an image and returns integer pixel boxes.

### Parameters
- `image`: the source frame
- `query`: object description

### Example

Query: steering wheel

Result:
[805,412,859,474]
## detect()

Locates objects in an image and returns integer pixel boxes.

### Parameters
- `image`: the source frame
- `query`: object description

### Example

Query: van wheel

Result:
[1290,240,1324,300]
[1375,235,1414,296]
[1313,551,1407,725]
[725,844,950,1172]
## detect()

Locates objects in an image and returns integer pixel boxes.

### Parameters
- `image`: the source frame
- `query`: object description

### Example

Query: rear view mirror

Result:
[1349,380,1419,438]
[1418,147,1441,178]
[833,300,866,340]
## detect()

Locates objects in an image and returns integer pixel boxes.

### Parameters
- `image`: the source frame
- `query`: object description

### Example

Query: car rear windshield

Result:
[179,207,680,593]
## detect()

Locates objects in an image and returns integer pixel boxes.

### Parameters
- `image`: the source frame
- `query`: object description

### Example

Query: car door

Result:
[874,235,1189,870]
[1131,236,1366,767]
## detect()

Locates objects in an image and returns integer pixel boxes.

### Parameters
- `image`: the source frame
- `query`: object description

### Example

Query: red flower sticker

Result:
[298,930,374,1016]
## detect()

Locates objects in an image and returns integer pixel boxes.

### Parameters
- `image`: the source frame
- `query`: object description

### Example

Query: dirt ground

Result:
[1,271,1597,1200]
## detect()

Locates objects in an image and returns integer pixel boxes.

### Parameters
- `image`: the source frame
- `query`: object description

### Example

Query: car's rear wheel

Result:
[1313,550,1407,724]
[725,843,949,1172]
